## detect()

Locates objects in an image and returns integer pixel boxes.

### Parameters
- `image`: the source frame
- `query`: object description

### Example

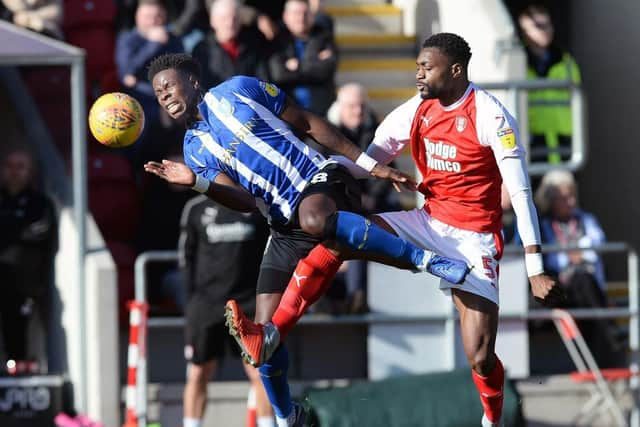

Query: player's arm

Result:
[329,94,421,179]
[144,160,256,212]
[482,101,564,306]
[498,153,565,306]
[279,98,415,191]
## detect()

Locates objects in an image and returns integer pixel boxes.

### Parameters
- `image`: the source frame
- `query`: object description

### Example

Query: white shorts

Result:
[376,208,504,305]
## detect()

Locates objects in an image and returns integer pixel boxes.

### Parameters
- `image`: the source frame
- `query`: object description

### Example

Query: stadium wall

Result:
[567,0,640,262]
[53,209,119,426]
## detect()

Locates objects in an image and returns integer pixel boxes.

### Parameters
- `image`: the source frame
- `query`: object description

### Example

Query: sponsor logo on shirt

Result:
[223,117,259,164]
[424,138,461,173]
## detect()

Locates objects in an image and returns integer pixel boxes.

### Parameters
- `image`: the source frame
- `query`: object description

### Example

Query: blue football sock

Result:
[258,345,293,419]
[333,211,425,268]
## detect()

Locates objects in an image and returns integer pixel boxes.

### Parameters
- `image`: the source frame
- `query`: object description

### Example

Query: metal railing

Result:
[478,78,586,177]
[131,242,638,427]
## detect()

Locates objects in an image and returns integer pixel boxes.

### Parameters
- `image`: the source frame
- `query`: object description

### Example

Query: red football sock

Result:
[272,245,342,339]
[471,355,504,423]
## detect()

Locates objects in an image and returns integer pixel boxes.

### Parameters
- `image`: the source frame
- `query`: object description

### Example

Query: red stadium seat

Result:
[88,151,141,241]
[63,0,119,95]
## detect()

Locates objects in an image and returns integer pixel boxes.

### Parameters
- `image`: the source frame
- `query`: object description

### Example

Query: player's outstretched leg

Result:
[472,355,505,427]
[328,211,470,284]
[258,345,306,427]
[225,245,341,367]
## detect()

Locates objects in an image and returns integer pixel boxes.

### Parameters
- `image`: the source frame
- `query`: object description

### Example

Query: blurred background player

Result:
[179,194,274,427]
[518,3,581,164]
[0,146,57,375]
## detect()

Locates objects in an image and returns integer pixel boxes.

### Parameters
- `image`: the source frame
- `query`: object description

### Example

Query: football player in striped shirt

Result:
[145,53,470,427]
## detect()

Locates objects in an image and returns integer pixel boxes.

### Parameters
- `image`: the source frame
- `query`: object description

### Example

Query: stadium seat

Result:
[552,309,629,426]
[88,151,141,241]
[20,67,71,155]
[63,0,119,95]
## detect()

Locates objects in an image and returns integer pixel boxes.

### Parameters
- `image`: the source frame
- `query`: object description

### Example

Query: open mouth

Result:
[166,102,181,115]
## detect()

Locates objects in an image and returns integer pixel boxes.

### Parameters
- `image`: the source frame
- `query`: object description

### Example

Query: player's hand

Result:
[144,159,195,187]
[529,273,565,307]
[370,164,417,192]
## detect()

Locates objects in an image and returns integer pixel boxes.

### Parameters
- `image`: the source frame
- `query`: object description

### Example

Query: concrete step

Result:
[337,57,416,87]
[327,4,403,35]
[336,33,417,56]
[365,86,416,117]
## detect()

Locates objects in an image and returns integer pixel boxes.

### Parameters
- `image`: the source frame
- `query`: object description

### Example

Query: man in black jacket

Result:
[0,147,56,374]
[192,0,271,89]
[179,195,274,427]
[268,0,337,116]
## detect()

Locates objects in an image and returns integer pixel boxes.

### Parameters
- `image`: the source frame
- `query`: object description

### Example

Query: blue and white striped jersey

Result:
[183,76,330,225]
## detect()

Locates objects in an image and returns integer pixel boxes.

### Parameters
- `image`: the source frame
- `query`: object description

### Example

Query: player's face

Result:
[415,47,454,100]
[153,68,199,121]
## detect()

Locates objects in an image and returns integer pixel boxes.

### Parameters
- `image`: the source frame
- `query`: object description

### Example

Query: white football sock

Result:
[183,417,202,427]
[275,407,295,427]
[257,416,276,427]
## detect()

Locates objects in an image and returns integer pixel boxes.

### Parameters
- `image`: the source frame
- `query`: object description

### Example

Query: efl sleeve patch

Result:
[497,128,516,149]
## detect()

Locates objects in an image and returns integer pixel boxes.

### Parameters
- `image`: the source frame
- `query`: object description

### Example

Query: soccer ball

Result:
[88,92,145,147]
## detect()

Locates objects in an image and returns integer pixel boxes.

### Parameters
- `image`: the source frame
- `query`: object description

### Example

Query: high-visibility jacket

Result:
[527,49,581,163]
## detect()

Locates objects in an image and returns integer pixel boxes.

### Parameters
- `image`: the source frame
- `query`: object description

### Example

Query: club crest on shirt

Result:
[497,128,516,149]
[260,81,279,97]
[455,116,467,132]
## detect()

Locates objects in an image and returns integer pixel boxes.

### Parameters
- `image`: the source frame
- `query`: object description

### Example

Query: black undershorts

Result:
[256,163,361,294]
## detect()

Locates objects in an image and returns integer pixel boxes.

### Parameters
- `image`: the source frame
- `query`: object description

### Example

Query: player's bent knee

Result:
[298,212,328,237]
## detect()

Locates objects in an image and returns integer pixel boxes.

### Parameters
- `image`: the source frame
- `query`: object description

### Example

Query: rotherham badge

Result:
[455,116,467,132]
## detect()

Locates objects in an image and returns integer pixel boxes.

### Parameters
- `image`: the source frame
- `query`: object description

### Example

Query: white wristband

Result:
[191,174,210,193]
[525,253,544,277]
[355,152,378,173]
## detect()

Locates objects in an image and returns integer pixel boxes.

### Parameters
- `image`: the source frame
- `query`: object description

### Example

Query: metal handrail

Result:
[475,78,586,177]
[132,242,638,427]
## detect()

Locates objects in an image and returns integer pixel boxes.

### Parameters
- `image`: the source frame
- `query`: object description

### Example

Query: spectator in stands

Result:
[326,83,397,313]
[192,0,270,88]
[179,196,274,427]
[0,147,57,374]
[535,169,621,366]
[115,0,183,126]
[518,3,581,164]
[268,0,337,116]
[242,0,284,41]
[308,0,332,35]
[1,0,62,39]
[171,0,210,39]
